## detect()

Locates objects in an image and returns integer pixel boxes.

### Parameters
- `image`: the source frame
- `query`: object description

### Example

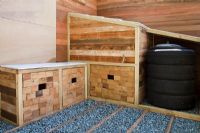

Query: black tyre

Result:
[152,44,183,49]
[147,64,195,80]
[147,92,195,110]
[147,44,195,65]
[147,78,195,95]
[147,50,195,65]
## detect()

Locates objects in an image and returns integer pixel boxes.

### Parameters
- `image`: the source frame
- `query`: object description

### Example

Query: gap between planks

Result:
[126,110,148,133]
[86,106,124,133]
[47,102,104,133]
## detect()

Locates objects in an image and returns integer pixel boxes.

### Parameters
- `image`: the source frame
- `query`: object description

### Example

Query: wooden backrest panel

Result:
[70,16,135,63]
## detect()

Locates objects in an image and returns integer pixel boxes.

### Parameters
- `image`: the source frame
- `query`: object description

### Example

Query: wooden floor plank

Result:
[86,106,124,133]
[126,110,148,133]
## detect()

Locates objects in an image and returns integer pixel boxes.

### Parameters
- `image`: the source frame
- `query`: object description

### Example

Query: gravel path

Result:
[171,118,200,133]
[0,119,16,133]
[51,103,119,133]
[10,99,98,133]
[2,100,200,133]
[132,112,170,133]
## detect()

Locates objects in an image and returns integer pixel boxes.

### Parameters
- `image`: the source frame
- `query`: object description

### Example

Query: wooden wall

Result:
[70,16,135,63]
[56,0,97,62]
[97,0,200,37]
[0,0,56,64]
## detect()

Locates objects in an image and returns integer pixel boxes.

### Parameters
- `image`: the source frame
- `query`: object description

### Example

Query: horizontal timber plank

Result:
[71,30,135,40]
[0,85,16,97]
[70,55,135,63]
[1,109,17,123]
[70,50,134,57]
[70,25,134,34]
[71,38,135,45]
[71,43,134,50]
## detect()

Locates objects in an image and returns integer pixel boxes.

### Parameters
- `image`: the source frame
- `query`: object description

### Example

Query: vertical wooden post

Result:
[16,73,23,125]
[134,27,140,105]
[67,15,71,61]
[58,69,63,109]
[87,64,90,98]
[84,64,88,99]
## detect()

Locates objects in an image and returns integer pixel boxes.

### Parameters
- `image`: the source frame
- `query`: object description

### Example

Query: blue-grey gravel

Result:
[171,118,200,133]
[0,119,16,133]
[52,103,119,133]
[12,99,97,133]
[94,107,143,133]
[132,112,170,133]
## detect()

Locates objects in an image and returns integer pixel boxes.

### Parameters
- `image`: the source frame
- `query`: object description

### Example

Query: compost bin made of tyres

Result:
[147,44,196,110]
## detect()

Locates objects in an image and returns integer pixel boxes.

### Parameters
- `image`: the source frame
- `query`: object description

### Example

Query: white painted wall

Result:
[0,0,56,64]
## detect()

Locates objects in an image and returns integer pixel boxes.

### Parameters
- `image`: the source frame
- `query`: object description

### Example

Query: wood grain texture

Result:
[70,16,135,63]
[97,0,200,37]
[56,0,97,62]
[0,71,17,123]
[90,65,135,103]
[22,71,60,123]
[139,29,149,104]
[62,67,85,107]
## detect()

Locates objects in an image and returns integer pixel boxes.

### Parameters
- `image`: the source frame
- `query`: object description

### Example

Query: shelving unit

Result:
[68,13,200,121]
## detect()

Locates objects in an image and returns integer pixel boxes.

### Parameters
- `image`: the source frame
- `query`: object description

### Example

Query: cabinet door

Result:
[90,65,135,103]
[62,67,85,107]
[22,70,59,123]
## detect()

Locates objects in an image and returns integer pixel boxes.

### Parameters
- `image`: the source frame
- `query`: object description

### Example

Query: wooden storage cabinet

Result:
[22,71,60,123]
[0,62,86,125]
[62,67,85,107]
[90,65,135,103]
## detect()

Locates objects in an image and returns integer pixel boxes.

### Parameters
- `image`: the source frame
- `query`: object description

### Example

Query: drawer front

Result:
[62,67,85,107]
[22,71,60,123]
[90,65,135,103]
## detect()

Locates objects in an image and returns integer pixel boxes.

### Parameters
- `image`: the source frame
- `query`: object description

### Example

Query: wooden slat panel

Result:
[1,94,16,105]
[70,16,135,63]
[1,101,16,115]
[56,0,97,61]
[71,38,134,45]
[70,55,135,63]
[1,109,17,123]
[71,43,134,50]
[71,30,135,40]
[71,25,133,34]
[0,72,16,89]
[97,0,200,37]
[0,85,16,97]
[70,50,134,57]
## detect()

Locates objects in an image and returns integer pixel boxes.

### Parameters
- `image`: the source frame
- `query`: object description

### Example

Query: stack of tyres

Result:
[147,44,196,110]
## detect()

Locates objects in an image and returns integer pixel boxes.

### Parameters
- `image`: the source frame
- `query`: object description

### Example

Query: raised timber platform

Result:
[68,13,200,122]
[0,62,87,125]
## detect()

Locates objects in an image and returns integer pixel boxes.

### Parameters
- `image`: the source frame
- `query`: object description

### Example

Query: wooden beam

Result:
[68,13,148,29]
[147,28,200,43]
[134,27,140,105]
[16,73,23,125]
